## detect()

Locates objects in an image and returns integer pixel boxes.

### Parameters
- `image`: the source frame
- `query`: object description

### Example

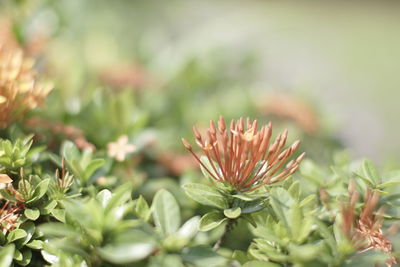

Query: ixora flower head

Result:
[0,43,53,128]
[182,116,305,193]
[341,180,397,266]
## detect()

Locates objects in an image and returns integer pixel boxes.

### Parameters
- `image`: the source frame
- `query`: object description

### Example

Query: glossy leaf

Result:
[224,207,241,219]
[7,229,27,243]
[24,208,40,221]
[199,211,227,231]
[182,183,228,209]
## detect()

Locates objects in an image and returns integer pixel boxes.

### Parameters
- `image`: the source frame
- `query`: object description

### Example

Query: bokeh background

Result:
[2,0,400,164]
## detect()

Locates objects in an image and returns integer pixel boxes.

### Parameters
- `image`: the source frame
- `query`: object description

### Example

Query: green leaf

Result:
[50,209,66,222]
[135,195,150,221]
[19,222,35,246]
[182,246,228,267]
[182,183,228,209]
[13,249,22,261]
[43,239,90,258]
[97,243,155,264]
[288,202,302,240]
[96,189,112,208]
[39,223,80,238]
[224,207,241,219]
[177,216,200,240]
[16,248,31,266]
[269,189,291,235]
[199,211,227,232]
[376,180,400,189]
[232,194,255,201]
[3,140,13,156]
[232,250,250,265]
[362,159,380,184]
[61,141,80,162]
[242,214,257,228]
[104,184,132,215]
[299,160,324,186]
[0,244,14,267]
[7,229,27,242]
[0,189,17,202]
[84,159,105,181]
[288,243,322,262]
[24,208,40,221]
[41,249,58,264]
[152,254,185,267]
[241,199,265,214]
[40,200,57,215]
[353,172,375,188]
[28,178,50,203]
[243,261,280,267]
[152,189,181,235]
[288,181,301,200]
[299,195,315,208]
[26,240,44,250]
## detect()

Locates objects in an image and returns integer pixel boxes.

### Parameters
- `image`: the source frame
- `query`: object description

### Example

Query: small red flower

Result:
[182,116,305,192]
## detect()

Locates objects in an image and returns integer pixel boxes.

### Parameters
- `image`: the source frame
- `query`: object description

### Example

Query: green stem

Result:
[213,219,236,251]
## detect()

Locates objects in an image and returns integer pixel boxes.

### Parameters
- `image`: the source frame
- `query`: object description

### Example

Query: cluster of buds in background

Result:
[0,41,52,128]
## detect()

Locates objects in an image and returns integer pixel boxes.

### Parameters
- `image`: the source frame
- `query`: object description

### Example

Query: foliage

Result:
[0,2,399,266]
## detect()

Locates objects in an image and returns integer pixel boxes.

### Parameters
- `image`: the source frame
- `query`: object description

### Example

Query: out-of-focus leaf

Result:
[61,141,80,162]
[135,195,150,221]
[299,195,315,208]
[232,250,250,265]
[361,159,380,184]
[40,249,59,264]
[104,184,132,215]
[289,243,322,262]
[0,244,14,267]
[97,243,155,264]
[177,216,200,240]
[288,202,302,240]
[96,189,112,208]
[182,246,228,266]
[39,223,79,238]
[288,181,301,200]
[243,261,280,267]
[152,189,181,235]
[84,159,105,181]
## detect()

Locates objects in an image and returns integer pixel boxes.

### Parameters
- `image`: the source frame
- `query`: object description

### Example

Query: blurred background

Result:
[2,0,400,164]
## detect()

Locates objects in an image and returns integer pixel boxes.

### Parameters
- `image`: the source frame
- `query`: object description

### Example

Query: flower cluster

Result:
[0,43,53,128]
[182,116,305,192]
[341,180,397,266]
